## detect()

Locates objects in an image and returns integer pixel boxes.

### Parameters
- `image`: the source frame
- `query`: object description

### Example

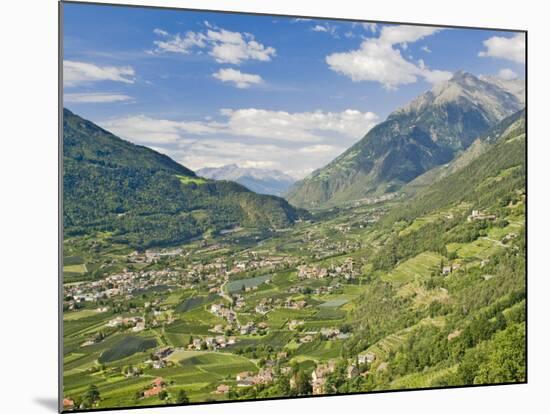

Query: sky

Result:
[62,2,526,179]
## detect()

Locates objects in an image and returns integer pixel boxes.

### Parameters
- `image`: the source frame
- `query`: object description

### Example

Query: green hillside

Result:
[341,112,526,390]
[63,108,305,249]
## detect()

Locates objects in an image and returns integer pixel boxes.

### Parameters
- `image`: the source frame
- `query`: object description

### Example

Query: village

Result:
[63,185,525,412]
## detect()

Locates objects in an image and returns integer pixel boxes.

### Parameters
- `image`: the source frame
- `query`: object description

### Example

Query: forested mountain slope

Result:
[335,113,526,390]
[63,108,304,249]
[287,72,524,208]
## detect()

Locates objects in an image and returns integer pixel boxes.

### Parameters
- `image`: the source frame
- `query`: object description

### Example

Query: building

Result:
[358,352,376,365]
[63,399,74,410]
[215,384,230,394]
[254,368,274,384]
[467,209,497,222]
[236,371,254,381]
[347,364,359,379]
[143,377,165,398]
[311,361,336,395]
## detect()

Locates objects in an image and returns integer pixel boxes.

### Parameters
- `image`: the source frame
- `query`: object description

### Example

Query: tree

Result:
[176,389,190,404]
[294,370,312,395]
[83,384,100,406]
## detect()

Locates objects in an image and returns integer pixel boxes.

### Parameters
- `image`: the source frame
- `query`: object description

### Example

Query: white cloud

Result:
[99,108,379,178]
[218,108,378,142]
[101,115,219,145]
[325,25,450,89]
[63,60,135,87]
[152,31,207,54]
[421,45,431,53]
[104,109,379,145]
[173,140,346,179]
[292,18,312,22]
[212,68,263,88]
[421,68,453,85]
[361,23,378,33]
[378,25,439,45]
[479,33,525,64]
[64,92,133,103]
[151,27,276,65]
[497,68,518,80]
[208,31,276,64]
[299,144,339,154]
[153,28,169,37]
[311,23,338,37]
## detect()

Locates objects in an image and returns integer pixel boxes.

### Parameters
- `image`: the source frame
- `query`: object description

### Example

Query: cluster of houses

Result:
[106,316,145,331]
[467,209,497,222]
[209,302,267,337]
[297,257,357,280]
[129,248,183,264]
[229,256,289,274]
[284,298,307,310]
[320,327,351,341]
[307,352,377,395]
[235,368,274,387]
[310,361,336,395]
[64,268,181,308]
[210,303,237,323]
[442,263,462,275]
[148,347,174,369]
[187,336,237,351]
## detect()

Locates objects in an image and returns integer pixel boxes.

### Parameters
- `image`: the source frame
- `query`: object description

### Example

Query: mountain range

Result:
[63,108,304,249]
[286,71,525,208]
[197,164,295,196]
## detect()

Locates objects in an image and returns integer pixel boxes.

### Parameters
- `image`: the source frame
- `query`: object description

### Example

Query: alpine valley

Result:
[62,71,526,410]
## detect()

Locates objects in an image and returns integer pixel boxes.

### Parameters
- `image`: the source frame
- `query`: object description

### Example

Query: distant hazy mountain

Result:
[63,109,304,249]
[197,164,295,196]
[286,71,525,208]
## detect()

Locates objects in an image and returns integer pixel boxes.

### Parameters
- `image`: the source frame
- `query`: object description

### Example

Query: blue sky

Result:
[63,2,525,178]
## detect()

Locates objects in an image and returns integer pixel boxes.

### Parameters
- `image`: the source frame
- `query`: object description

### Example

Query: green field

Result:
[175,294,220,313]
[383,251,446,284]
[176,174,207,185]
[99,336,158,363]
[226,274,272,293]
[64,263,88,274]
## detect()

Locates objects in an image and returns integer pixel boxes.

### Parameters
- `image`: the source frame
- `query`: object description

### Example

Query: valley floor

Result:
[62,193,526,410]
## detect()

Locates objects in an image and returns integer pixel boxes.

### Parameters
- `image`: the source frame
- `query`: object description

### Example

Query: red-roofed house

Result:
[63,398,74,409]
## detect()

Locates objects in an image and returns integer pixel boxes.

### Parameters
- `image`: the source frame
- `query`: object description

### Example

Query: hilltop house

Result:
[467,209,496,222]
[358,352,376,365]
